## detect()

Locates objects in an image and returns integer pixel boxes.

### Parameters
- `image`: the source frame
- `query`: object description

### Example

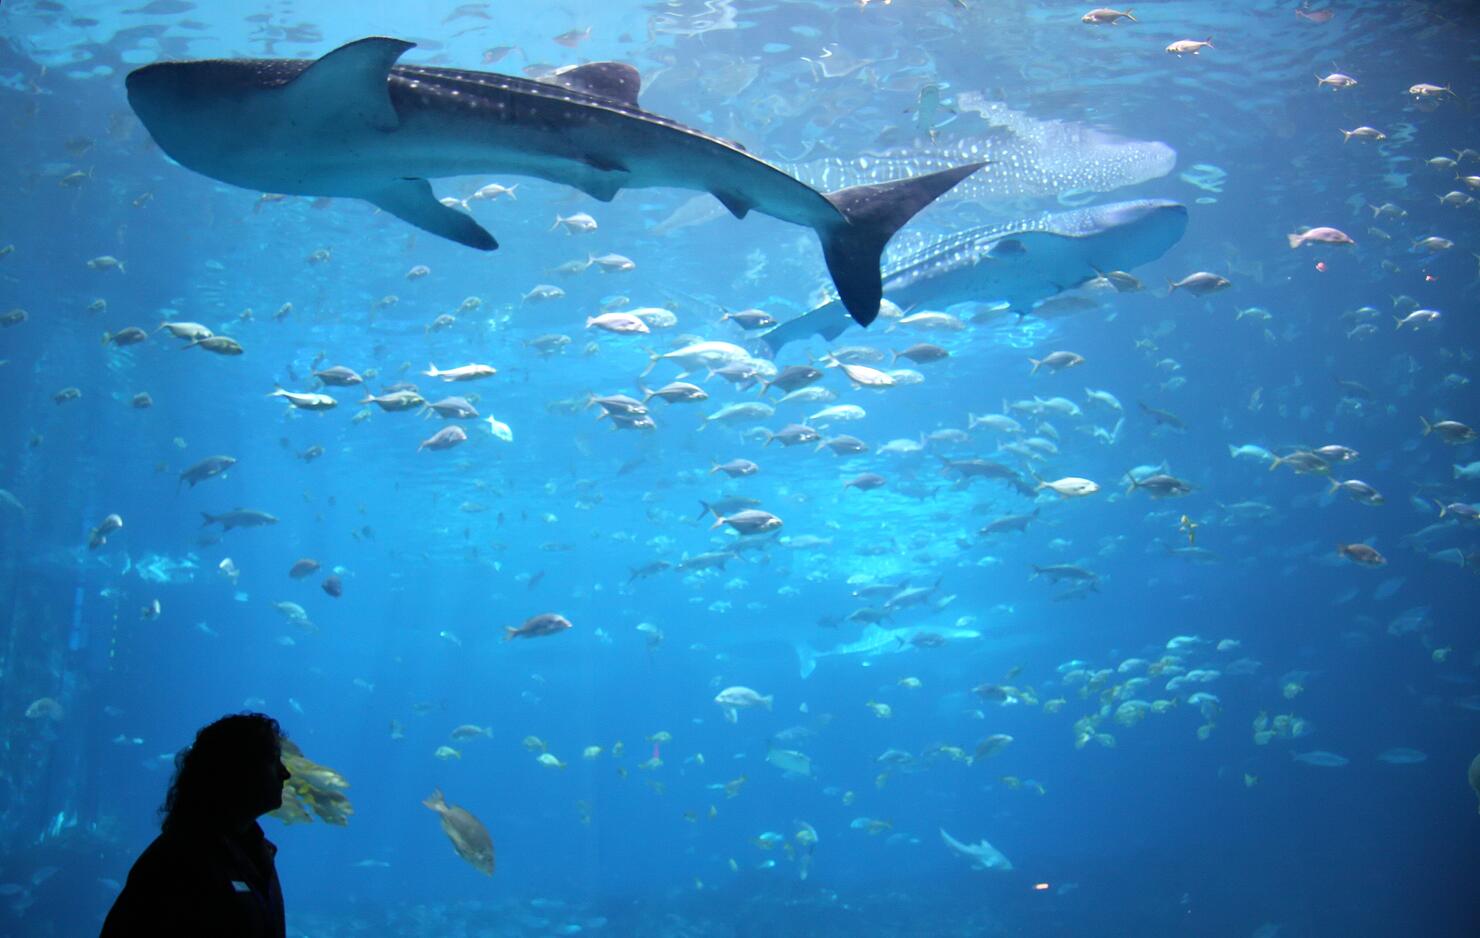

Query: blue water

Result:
[1,1,1478,935]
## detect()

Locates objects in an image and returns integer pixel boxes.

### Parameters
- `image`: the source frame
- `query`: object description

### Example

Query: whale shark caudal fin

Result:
[820,162,984,328]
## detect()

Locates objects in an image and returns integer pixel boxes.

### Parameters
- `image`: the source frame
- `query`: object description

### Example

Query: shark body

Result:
[795,623,982,679]
[761,198,1189,353]
[125,36,981,328]
[939,827,1013,871]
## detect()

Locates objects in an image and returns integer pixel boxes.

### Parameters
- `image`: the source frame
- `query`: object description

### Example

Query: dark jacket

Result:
[100,821,285,938]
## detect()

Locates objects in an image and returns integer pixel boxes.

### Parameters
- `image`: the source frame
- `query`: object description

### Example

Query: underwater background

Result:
[1,0,1479,935]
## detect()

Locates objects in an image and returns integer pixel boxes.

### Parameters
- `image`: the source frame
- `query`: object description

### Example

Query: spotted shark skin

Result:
[125,36,982,328]
[760,199,1189,353]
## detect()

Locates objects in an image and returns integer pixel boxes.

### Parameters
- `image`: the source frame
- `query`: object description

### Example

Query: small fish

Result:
[551,212,598,234]
[1166,38,1214,56]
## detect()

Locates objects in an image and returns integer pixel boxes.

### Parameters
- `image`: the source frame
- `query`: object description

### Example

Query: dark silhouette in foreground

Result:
[101,712,290,938]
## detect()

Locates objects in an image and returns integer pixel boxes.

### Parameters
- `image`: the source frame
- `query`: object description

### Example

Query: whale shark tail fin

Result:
[821,163,984,328]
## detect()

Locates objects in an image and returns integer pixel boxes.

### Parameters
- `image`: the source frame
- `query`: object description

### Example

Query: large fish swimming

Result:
[650,96,1176,235]
[761,198,1189,354]
[124,36,982,329]
[787,94,1176,210]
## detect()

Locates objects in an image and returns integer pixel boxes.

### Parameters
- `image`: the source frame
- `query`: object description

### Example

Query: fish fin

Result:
[820,163,984,327]
[713,190,753,220]
[285,37,413,132]
[544,61,642,108]
[759,304,853,355]
[575,166,628,202]
[368,178,497,250]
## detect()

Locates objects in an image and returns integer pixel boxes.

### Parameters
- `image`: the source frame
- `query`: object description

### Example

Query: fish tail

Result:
[422,788,445,811]
[1029,358,1042,374]
[639,350,659,379]
[549,215,564,231]
[709,513,726,530]
[1327,478,1340,494]
[1166,277,1178,295]
[1287,233,1303,248]
[1419,416,1432,435]
[1434,499,1448,518]
[818,163,984,327]
[1123,473,1139,495]
[1268,455,1284,472]
[696,500,714,520]
[1204,37,1214,47]
[1125,9,1136,22]
[100,332,111,346]
[507,185,518,200]
[503,627,518,641]
[200,512,215,527]
[424,362,439,377]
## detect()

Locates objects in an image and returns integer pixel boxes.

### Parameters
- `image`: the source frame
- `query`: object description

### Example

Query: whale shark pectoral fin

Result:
[286,36,414,131]
[760,304,853,356]
[368,178,497,250]
[544,62,644,107]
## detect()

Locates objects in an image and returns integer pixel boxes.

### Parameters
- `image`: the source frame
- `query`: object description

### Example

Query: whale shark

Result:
[124,36,982,329]
[760,198,1189,354]
[787,96,1176,211]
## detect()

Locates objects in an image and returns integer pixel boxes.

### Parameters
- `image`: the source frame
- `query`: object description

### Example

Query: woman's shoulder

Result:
[129,828,219,879]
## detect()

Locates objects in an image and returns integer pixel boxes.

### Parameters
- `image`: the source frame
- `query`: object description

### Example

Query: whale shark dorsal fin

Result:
[286,36,414,131]
[545,62,643,108]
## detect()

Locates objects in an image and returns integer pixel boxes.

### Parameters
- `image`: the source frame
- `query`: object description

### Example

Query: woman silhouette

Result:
[101,712,290,937]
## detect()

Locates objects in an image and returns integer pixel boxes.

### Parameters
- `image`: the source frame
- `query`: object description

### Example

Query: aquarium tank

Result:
[1,1,1478,935]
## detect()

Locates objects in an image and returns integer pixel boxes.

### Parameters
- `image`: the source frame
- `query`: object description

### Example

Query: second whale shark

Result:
[760,198,1189,354]
[124,36,982,330]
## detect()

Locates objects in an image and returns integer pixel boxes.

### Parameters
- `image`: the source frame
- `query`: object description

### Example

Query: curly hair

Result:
[160,712,284,833]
